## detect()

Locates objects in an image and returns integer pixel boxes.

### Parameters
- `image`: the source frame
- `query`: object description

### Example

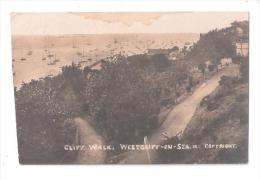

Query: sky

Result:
[11,12,248,35]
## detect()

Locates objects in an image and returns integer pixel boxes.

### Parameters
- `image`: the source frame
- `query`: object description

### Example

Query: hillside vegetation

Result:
[15,54,194,163]
[157,60,249,164]
[187,21,248,65]
[15,21,248,164]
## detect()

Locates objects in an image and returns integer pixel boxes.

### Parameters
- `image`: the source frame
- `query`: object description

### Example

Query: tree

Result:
[198,63,206,80]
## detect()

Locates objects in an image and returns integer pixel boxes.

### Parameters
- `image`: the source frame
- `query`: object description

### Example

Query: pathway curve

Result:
[119,65,239,164]
[74,117,106,164]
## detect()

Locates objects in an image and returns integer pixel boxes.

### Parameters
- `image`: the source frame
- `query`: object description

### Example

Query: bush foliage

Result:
[16,54,192,163]
[15,20,248,163]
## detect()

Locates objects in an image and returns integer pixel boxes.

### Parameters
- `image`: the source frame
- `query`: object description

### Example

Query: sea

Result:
[12,33,199,87]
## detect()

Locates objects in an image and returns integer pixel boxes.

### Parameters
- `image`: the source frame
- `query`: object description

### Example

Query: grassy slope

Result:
[157,79,248,164]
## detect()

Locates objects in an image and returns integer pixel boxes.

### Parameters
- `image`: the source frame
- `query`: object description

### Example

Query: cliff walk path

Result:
[74,117,106,164]
[73,65,239,164]
[119,65,239,164]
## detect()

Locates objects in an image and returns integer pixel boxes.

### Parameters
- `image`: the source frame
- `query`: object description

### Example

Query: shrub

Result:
[85,58,161,144]
[15,64,84,164]
[84,55,189,145]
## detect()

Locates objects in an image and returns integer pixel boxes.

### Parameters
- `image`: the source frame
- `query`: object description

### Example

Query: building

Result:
[234,26,249,57]
[220,57,232,66]
[235,42,249,57]
[204,60,212,68]
[235,27,245,38]
[147,48,182,61]
[147,49,171,56]
[168,51,184,61]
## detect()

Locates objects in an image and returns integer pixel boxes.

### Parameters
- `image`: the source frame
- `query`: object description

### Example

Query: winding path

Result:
[119,65,239,164]
[74,117,106,164]
[73,65,239,164]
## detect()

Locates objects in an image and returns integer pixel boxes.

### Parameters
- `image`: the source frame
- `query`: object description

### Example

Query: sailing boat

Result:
[72,42,77,48]
[27,50,33,56]
[47,50,54,58]
[72,40,77,48]
[46,35,54,58]
[72,37,79,48]
[47,52,56,65]
[47,59,56,65]
[82,48,87,58]
[76,40,83,56]
[47,58,55,65]
[76,51,82,56]
[20,49,26,61]
[53,53,60,63]
[42,53,46,61]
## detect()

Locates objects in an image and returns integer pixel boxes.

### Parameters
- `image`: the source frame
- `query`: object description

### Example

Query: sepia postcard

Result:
[11,12,249,164]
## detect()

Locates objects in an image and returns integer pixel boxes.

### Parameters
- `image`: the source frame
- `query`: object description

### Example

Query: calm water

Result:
[12,33,199,87]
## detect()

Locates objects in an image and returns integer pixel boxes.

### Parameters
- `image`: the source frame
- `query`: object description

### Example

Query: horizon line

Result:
[12,32,201,36]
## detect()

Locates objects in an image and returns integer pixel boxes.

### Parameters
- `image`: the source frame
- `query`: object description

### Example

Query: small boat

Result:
[79,60,87,63]
[72,40,78,48]
[20,58,26,61]
[53,53,60,63]
[47,55,56,65]
[42,53,46,61]
[27,50,33,56]
[53,59,60,63]
[81,48,87,57]
[47,61,56,65]
[47,54,54,58]
[77,52,82,56]
[52,53,60,63]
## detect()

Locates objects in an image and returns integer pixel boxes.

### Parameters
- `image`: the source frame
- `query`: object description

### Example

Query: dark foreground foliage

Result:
[16,64,86,163]
[157,59,249,164]
[16,54,192,163]
[85,54,192,145]
[15,20,248,163]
